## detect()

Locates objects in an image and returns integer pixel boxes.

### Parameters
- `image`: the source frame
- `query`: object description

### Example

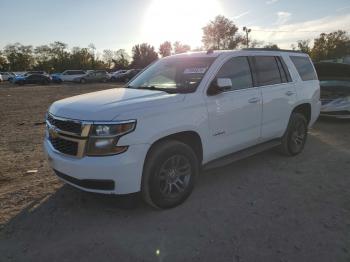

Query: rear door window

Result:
[290,56,318,81]
[250,56,282,86]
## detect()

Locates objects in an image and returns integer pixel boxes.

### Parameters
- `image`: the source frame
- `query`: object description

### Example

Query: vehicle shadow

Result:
[1,121,349,262]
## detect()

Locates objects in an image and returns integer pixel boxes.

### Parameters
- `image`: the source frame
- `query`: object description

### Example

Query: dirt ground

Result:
[0,82,349,262]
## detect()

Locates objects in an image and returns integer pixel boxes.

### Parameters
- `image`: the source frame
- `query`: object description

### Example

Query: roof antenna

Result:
[207,49,214,55]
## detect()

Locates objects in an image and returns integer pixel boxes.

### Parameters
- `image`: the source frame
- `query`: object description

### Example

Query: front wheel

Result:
[142,140,199,209]
[278,112,308,156]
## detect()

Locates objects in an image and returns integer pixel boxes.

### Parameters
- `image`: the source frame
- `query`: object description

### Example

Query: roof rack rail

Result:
[242,48,303,53]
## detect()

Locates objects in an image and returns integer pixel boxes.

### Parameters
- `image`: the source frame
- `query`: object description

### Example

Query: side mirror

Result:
[207,78,233,96]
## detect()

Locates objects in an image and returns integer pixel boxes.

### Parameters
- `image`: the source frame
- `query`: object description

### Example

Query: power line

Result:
[250,29,343,33]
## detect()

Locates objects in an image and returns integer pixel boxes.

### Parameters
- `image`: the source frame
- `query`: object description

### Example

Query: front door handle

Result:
[248,97,260,103]
[285,91,295,96]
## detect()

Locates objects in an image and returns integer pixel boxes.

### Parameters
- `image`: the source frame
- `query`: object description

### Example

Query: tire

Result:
[278,112,308,156]
[124,78,129,83]
[141,140,199,209]
[80,78,86,84]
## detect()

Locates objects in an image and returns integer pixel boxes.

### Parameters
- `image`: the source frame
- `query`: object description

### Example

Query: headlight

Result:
[86,121,136,156]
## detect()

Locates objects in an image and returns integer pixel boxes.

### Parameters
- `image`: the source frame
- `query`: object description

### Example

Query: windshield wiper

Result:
[137,86,176,94]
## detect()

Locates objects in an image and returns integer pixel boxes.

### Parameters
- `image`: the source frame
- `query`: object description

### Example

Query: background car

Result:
[72,70,109,84]
[314,62,350,119]
[13,74,51,85]
[112,69,142,82]
[0,74,2,82]
[57,70,86,82]
[50,73,63,83]
[22,71,49,76]
[0,72,16,81]
[108,70,127,81]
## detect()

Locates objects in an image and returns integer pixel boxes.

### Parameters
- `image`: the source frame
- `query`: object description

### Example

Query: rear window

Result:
[290,56,317,81]
[250,56,282,86]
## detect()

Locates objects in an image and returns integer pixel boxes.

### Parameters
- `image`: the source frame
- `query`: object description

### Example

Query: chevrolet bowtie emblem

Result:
[48,126,59,139]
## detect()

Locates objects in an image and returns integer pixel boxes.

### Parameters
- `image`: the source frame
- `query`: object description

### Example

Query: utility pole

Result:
[243,27,252,48]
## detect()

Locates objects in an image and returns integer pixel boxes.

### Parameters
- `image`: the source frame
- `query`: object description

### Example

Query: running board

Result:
[203,139,281,170]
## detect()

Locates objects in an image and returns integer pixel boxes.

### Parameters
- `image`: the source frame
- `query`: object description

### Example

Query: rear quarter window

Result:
[290,56,318,81]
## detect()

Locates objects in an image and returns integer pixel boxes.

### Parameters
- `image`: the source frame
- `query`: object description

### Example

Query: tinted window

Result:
[216,57,253,91]
[290,56,317,81]
[251,56,282,86]
[276,57,292,83]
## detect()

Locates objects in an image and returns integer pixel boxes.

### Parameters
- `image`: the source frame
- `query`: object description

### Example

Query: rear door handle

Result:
[285,91,295,96]
[248,97,260,103]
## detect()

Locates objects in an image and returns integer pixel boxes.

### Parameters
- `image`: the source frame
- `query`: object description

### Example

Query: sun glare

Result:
[142,0,222,48]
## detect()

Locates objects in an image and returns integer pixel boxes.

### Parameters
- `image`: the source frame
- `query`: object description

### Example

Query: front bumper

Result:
[44,139,150,194]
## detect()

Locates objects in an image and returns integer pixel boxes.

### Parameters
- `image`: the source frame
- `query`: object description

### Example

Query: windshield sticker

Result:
[184,68,207,74]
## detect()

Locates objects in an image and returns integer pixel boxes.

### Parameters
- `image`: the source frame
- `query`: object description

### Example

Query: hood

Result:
[49,88,184,121]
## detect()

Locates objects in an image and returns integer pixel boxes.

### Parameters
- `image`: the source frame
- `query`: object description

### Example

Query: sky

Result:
[1,0,350,54]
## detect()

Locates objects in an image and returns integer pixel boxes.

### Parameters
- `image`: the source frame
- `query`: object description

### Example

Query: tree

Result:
[49,41,70,72]
[112,49,130,69]
[0,51,8,71]
[202,15,240,50]
[102,49,114,68]
[34,45,53,71]
[173,41,191,54]
[3,43,34,71]
[311,30,350,61]
[131,43,158,68]
[88,43,96,68]
[70,47,94,70]
[263,43,280,50]
[159,41,172,57]
[297,40,311,55]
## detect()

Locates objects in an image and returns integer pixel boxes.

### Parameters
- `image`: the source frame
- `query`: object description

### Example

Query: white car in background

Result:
[0,74,2,82]
[0,72,16,81]
[59,70,87,82]
[109,70,127,81]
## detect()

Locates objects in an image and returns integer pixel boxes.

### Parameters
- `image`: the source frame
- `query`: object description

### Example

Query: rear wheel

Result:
[278,112,308,156]
[80,78,86,84]
[142,140,199,209]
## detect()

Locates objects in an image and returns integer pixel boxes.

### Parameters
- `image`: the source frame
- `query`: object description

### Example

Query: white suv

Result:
[44,49,321,208]
[59,70,86,82]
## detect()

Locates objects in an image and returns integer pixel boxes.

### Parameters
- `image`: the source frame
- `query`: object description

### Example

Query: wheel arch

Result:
[292,103,311,124]
[145,130,204,165]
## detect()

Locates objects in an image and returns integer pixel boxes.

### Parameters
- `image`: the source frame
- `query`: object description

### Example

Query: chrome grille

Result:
[49,136,78,156]
[47,113,82,135]
[46,113,91,158]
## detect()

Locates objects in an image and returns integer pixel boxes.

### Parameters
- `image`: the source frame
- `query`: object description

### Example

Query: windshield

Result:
[127,57,216,93]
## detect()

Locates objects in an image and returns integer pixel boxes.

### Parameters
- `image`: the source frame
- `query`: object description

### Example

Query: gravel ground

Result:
[0,82,349,262]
